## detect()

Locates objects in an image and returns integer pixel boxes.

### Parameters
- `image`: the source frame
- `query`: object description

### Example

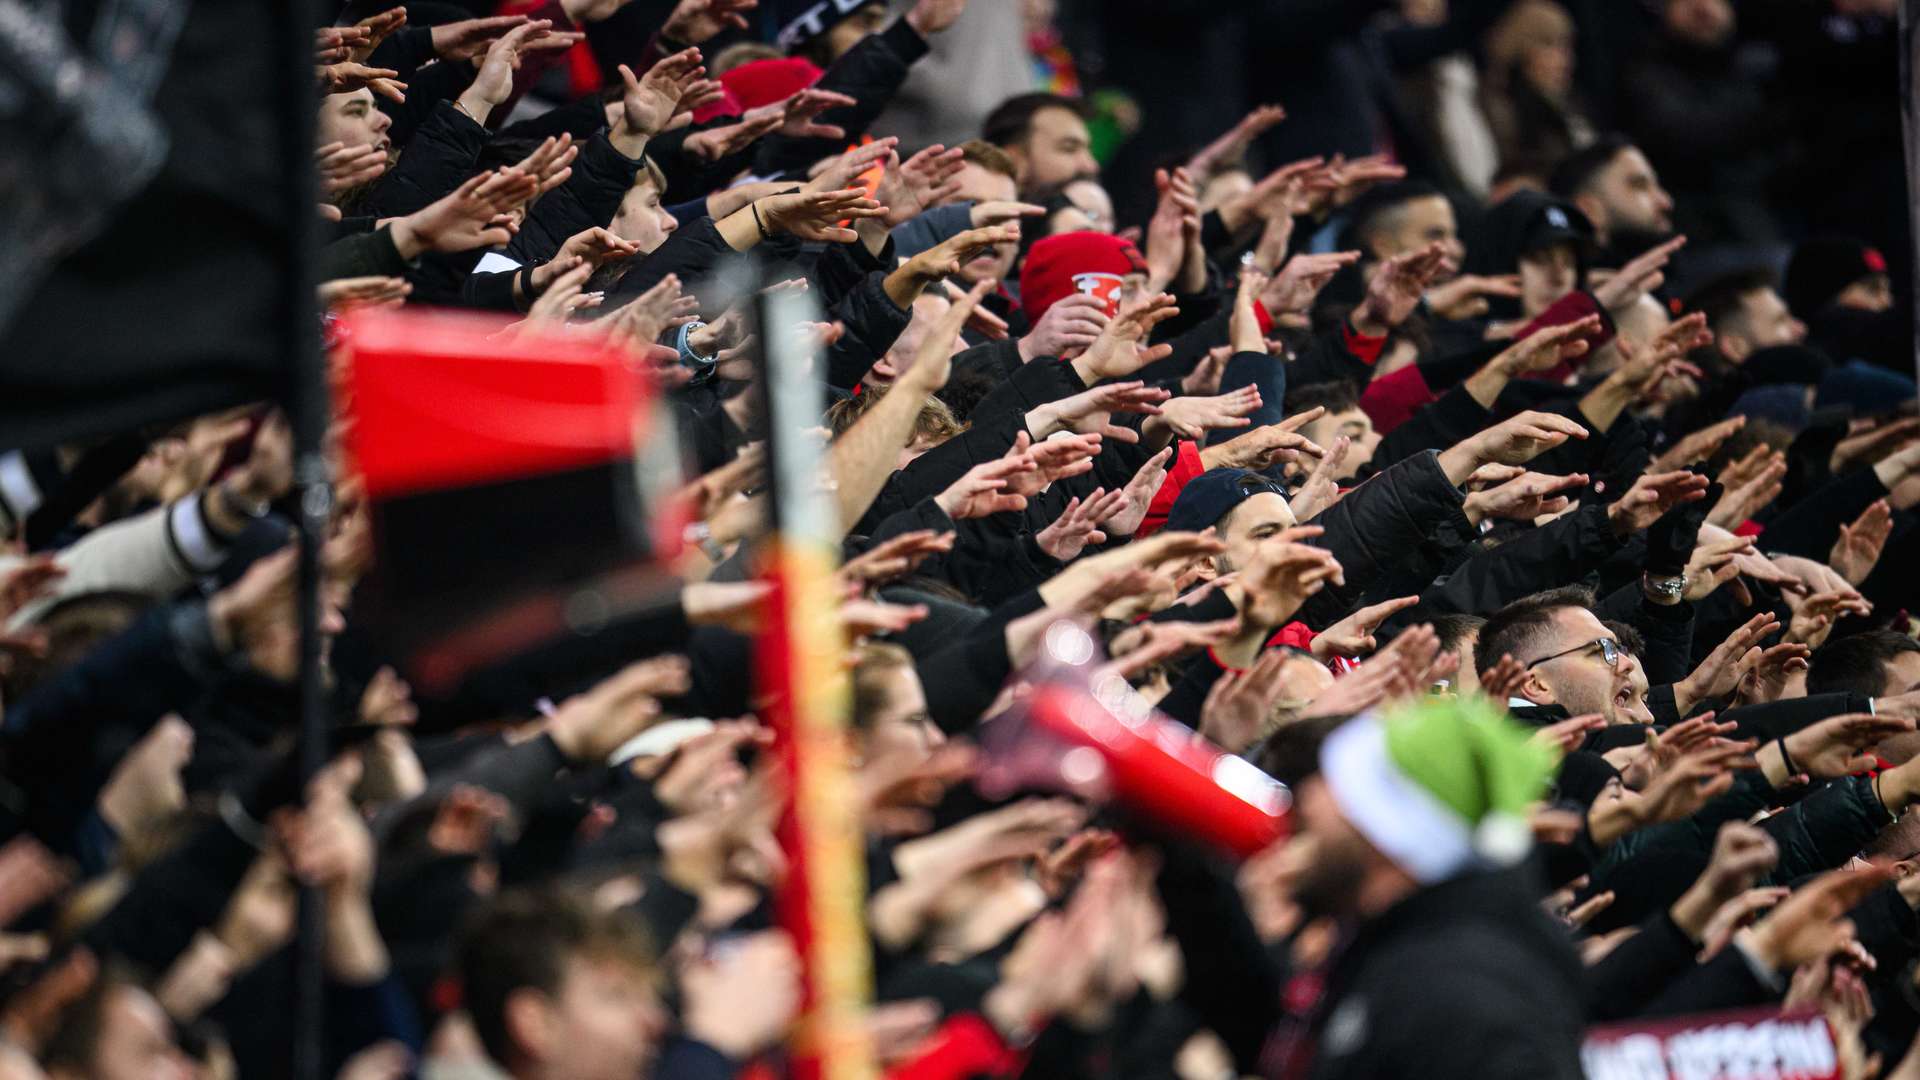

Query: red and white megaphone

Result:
[976,619,1291,860]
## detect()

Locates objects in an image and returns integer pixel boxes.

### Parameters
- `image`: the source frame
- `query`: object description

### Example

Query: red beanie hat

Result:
[1020,232,1146,325]
[696,57,824,123]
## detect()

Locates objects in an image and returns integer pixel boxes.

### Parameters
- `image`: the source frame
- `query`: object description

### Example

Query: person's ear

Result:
[1520,667,1556,706]
[1572,192,1606,233]
[504,988,556,1062]
[1719,332,1751,364]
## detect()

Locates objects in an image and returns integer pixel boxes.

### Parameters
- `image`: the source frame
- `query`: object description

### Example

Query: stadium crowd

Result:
[2,0,1919,1076]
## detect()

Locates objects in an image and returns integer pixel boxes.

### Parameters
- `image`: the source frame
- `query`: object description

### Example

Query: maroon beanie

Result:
[1020,232,1146,325]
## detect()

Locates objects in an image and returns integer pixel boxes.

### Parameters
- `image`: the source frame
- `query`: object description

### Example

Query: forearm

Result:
[324,891,391,985]
[1463,361,1510,410]
[1578,379,1635,435]
[830,377,937,533]
[713,200,765,252]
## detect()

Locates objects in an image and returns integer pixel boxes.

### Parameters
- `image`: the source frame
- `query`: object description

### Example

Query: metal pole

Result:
[752,268,879,1080]
[275,0,328,1074]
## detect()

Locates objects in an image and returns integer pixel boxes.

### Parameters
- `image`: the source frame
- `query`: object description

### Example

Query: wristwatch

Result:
[1643,572,1685,602]
[676,320,717,385]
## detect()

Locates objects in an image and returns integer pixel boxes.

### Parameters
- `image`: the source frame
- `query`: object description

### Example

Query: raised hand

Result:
[1785,589,1873,649]
[1186,103,1287,178]
[1032,380,1166,443]
[1653,416,1746,472]
[1730,641,1812,708]
[391,169,536,256]
[315,141,388,193]
[757,188,888,244]
[1592,235,1686,314]
[1262,251,1360,317]
[546,655,692,763]
[207,546,302,680]
[1778,712,1913,782]
[1036,490,1122,561]
[1104,447,1176,539]
[879,144,965,227]
[1239,527,1342,629]
[1312,596,1420,659]
[935,456,1030,520]
[1492,316,1601,378]
[663,0,758,43]
[315,25,372,65]
[1737,866,1892,973]
[318,275,411,310]
[1464,469,1587,524]
[1605,469,1711,536]
[1352,241,1453,336]
[1440,410,1589,483]
[1144,167,1203,293]
[1003,434,1100,500]
[1020,292,1110,363]
[905,0,972,35]
[1289,433,1348,520]
[616,50,706,139]
[1200,410,1326,473]
[344,7,407,63]
[1427,274,1521,321]
[1071,293,1179,384]
[1144,385,1262,443]
[1675,612,1782,713]
[1830,499,1893,587]
[838,531,955,592]
[806,138,897,195]
[1200,649,1300,752]
[429,14,529,60]
[318,62,406,103]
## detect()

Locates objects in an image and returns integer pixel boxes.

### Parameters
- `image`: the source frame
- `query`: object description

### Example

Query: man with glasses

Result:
[1475,586,1657,726]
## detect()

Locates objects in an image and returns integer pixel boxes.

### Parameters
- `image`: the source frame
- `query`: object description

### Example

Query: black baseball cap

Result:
[1163,468,1288,534]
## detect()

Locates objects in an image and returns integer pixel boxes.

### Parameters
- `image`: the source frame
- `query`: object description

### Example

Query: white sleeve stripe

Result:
[167,497,227,573]
[473,251,523,276]
[0,452,42,522]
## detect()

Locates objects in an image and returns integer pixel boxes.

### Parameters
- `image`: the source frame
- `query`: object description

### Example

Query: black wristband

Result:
[1776,736,1801,777]
[751,200,771,241]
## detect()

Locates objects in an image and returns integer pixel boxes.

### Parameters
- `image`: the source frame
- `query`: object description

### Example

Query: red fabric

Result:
[1265,621,1317,652]
[1135,440,1205,539]
[887,1013,1030,1080]
[1357,362,1437,436]
[1865,248,1888,273]
[1340,320,1387,365]
[1734,519,1764,538]
[1019,232,1148,324]
[1512,290,1616,383]
[699,57,823,124]
[1253,299,1275,337]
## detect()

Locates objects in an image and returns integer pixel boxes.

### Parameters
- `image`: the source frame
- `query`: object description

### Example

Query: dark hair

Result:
[1,589,152,701]
[1429,613,1487,658]
[1682,268,1778,334]
[1251,713,1348,788]
[982,93,1088,149]
[1284,379,1361,419]
[1548,135,1634,200]
[1475,585,1597,675]
[457,889,654,1065]
[1599,619,1645,661]
[1342,180,1446,252]
[1808,631,1920,697]
[956,138,1019,180]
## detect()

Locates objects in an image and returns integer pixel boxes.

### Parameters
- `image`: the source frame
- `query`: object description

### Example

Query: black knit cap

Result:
[769,0,880,51]
[1783,234,1887,320]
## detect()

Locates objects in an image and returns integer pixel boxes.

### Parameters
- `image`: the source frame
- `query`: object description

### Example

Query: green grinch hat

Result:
[1318,696,1554,883]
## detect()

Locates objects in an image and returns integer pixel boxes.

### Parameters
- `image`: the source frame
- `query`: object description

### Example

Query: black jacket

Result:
[1303,869,1587,1080]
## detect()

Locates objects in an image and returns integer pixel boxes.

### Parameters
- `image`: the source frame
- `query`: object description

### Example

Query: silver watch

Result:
[1643,573,1685,601]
